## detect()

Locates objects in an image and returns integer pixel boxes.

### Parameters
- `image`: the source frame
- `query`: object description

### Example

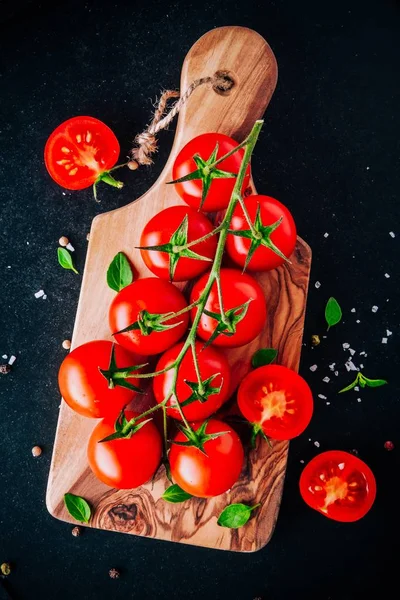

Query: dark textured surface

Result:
[0,0,399,598]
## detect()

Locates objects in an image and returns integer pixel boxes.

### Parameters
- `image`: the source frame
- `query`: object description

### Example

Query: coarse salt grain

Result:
[372,306,378,313]
[382,337,388,344]
[309,365,318,372]
[334,371,339,376]
[385,273,390,279]
[66,243,75,252]
[324,233,329,238]
[326,401,330,405]
[8,355,16,365]
[300,460,305,464]
[318,394,327,400]
[2,354,7,359]
[314,441,320,448]
[342,343,350,350]
[42,294,47,300]
[357,398,362,403]
[351,308,356,313]
[389,231,395,238]
[360,364,364,368]
[356,320,361,324]
[329,363,336,371]
[359,351,366,356]
[323,376,330,383]
[387,330,392,337]
[354,386,359,391]
[349,349,355,356]
[346,360,358,371]
[315,281,321,289]
[34,290,44,298]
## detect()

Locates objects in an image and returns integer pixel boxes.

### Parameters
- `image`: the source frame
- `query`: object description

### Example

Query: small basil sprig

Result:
[251,348,277,368]
[107,252,133,292]
[339,372,387,393]
[162,484,192,503]
[217,503,260,529]
[325,297,342,330]
[64,493,91,523]
[58,248,78,274]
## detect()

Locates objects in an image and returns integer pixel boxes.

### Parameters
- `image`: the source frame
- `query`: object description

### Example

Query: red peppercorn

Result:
[384,440,394,451]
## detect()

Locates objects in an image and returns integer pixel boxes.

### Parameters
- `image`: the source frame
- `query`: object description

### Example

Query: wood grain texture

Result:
[46,26,312,552]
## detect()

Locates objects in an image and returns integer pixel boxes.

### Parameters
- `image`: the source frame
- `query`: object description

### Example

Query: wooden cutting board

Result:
[46,25,312,552]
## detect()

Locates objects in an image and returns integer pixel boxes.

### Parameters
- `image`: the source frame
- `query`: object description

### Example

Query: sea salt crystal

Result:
[318,394,327,400]
[349,349,356,356]
[309,365,318,372]
[359,351,366,356]
[314,441,320,448]
[324,233,329,238]
[389,231,395,238]
[42,294,47,300]
[8,355,16,365]
[346,360,358,372]
[326,402,330,405]
[34,290,44,298]
[329,363,336,371]
[354,386,359,392]
[382,337,388,344]
[387,330,392,337]
[66,243,75,252]
[342,343,350,350]
[315,281,321,289]
[360,364,364,369]
[351,308,356,313]
[300,460,305,464]
[357,398,362,403]
[385,273,390,279]
[356,320,361,324]
[323,376,330,383]
[2,354,8,359]
[334,371,339,376]
[372,306,378,313]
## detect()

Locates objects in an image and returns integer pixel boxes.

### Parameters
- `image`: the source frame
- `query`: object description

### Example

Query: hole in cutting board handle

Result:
[212,70,236,96]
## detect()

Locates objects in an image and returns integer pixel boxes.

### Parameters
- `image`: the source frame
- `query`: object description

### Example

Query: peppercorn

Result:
[0,364,11,375]
[384,440,394,451]
[71,526,81,537]
[109,568,120,579]
[311,335,320,347]
[62,339,71,350]
[0,562,11,576]
[127,160,139,171]
[31,446,42,458]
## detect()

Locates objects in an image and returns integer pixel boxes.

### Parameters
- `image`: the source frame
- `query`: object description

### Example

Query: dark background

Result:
[1,0,399,598]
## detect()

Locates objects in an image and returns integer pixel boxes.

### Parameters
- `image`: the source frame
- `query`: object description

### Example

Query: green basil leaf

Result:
[325,297,342,330]
[363,377,387,388]
[57,248,78,274]
[251,348,277,368]
[162,484,192,503]
[107,252,133,292]
[63,493,91,523]
[217,503,260,529]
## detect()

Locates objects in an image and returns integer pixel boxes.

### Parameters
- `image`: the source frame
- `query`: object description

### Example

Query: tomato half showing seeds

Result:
[87,411,162,489]
[58,340,143,419]
[299,450,376,522]
[237,365,313,440]
[190,268,266,348]
[169,419,244,498]
[109,278,189,356]
[44,116,120,190]
[139,205,217,282]
[226,195,297,271]
[171,133,251,212]
[153,341,231,421]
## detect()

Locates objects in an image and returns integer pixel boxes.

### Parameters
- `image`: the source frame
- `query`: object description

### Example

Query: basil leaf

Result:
[363,377,387,388]
[217,503,260,529]
[162,484,192,503]
[107,252,133,292]
[325,297,342,330]
[251,348,277,368]
[63,493,91,523]
[57,248,78,274]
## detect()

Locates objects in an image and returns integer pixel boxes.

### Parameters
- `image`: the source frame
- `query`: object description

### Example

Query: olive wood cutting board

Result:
[46,25,312,552]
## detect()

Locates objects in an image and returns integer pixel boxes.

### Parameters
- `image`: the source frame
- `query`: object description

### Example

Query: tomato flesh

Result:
[237,365,313,440]
[299,450,376,522]
[87,411,162,489]
[44,116,120,190]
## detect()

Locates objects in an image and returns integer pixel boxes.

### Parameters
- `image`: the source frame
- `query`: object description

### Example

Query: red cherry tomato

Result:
[299,450,376,522]
[237,365,313,440]
[44,116,120,190]
[226,195,297,271]
[153,341,231,421]
[58,341,142,419]
[172,133,251,211]
[139,206,217,282]
[109,278,189,356]
[169,419,244,498]
[87,411,162,489]
[190,268,266,348]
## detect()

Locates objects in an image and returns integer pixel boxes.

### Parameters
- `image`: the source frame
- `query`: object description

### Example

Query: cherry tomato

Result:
[58,340,142,419]
[299,450,376,522]
[172,133,251,211]
[153,341,231,421]
[190,268,266,348]
[139,206,217,282]
[44,116,120,190]
[226,195,297,271]
[169,419,244,498]
[87,411,162,489]
[237,365,313,440]
[109,278,189,356]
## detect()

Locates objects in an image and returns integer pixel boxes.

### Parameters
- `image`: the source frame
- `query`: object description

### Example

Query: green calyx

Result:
[172,420,230,455]
[180,373,223,407]
[167,143,238,210]
[203,299,252,347]
[114,308,183,337]
[228,204,290,270]
[93,170,124,202]
[99,343,146,393]
[250,423,272,449]
[339,371,388,393]
[136,214,212,281]
[99,409,152,443]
